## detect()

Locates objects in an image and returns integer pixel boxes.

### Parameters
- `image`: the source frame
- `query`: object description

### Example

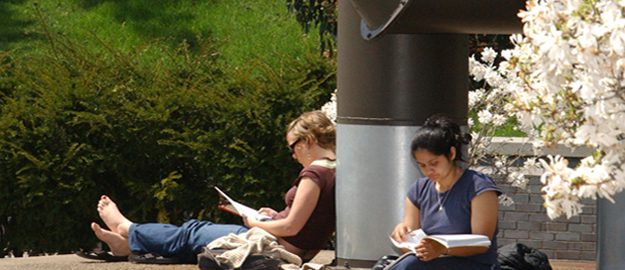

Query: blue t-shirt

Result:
[407,169,501,266]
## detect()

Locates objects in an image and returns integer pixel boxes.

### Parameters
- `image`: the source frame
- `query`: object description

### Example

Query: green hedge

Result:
[0,29,335,255]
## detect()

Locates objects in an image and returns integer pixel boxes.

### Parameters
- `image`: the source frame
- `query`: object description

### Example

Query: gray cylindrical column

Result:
[336,125,420,267]
[336,0,467,267]
[597,192,625,270]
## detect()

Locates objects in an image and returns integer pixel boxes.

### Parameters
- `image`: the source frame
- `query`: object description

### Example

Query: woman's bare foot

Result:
[97,195,133,237]
[91,223,131,256]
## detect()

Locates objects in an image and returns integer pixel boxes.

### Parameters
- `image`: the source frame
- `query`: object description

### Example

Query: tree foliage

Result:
[286,0,337,56]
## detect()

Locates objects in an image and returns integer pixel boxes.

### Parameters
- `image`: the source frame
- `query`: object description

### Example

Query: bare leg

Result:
[97,195,133,237]
[91,223,131,256]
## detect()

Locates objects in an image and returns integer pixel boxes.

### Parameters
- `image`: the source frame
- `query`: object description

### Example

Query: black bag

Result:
[371,255,399,270]
[198,248,284,270]
[370,253,417,270]
[498,243,552,270]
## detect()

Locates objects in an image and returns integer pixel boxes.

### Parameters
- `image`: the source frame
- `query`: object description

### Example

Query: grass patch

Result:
[469,112,526,137]
[493,123,526,137]
[0,0,320,70]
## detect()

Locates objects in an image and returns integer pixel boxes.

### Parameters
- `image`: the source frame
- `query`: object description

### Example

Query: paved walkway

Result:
[0,251,595,270]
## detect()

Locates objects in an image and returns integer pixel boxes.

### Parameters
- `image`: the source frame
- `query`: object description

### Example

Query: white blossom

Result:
[469,57,488,81]
[477,110,494,125]
[507,171,528,189]
[468,89,485,107]
[499,194,515,207]
[320,90,337,124]
[473,0,625,219]
[481,47,497,64]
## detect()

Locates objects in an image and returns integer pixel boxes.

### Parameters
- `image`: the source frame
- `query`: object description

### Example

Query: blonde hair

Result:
[287,111,336,152]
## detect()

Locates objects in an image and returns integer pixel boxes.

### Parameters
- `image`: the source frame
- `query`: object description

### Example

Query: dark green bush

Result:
[0,29,335,255]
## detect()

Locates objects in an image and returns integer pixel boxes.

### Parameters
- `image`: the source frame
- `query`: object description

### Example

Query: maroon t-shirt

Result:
[273,160,336,250]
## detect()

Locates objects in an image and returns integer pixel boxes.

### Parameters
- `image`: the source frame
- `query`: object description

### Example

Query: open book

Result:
[390,229,491,252]
[214,186,272,221]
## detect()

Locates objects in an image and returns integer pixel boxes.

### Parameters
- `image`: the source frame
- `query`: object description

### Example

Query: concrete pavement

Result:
[0,250,335,270]
[0,254,195,270]
[0,250,595,270]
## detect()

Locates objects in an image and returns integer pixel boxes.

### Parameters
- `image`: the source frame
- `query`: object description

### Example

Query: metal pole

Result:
[597,192,625,270]
[336,1,467,267]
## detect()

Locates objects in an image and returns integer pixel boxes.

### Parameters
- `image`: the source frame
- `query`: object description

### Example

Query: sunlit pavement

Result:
[0,250,594,270]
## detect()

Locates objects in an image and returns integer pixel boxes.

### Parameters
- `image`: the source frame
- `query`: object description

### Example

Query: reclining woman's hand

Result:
[242,214,259,228]
[258,207,278,217]
[415,239,448,261]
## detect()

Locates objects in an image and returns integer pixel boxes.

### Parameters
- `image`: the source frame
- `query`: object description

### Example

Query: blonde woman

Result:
[84,111,336,263]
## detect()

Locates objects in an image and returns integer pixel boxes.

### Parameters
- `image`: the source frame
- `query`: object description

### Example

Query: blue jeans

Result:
[389,253,499,270]
[128,219,248,263]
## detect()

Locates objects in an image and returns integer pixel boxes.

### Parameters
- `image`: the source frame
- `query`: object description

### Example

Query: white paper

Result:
[214,186,272,221]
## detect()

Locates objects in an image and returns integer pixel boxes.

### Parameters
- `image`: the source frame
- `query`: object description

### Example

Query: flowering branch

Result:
[469,47,536,208]
[475,0,625,219]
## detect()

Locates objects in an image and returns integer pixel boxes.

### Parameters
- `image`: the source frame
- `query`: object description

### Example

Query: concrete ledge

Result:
[486,137,594,158]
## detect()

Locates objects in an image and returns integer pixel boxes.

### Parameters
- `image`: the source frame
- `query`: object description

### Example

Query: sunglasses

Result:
[288,138,301,153]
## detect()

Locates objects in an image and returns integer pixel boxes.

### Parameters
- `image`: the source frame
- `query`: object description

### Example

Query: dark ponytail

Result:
[410,114,471,161]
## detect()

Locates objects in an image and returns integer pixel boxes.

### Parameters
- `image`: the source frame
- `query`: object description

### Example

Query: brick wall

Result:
[497,175,596,260]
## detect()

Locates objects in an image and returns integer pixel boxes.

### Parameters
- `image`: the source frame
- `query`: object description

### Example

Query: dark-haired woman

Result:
[86,111,336,263]
[390,115,501,270]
